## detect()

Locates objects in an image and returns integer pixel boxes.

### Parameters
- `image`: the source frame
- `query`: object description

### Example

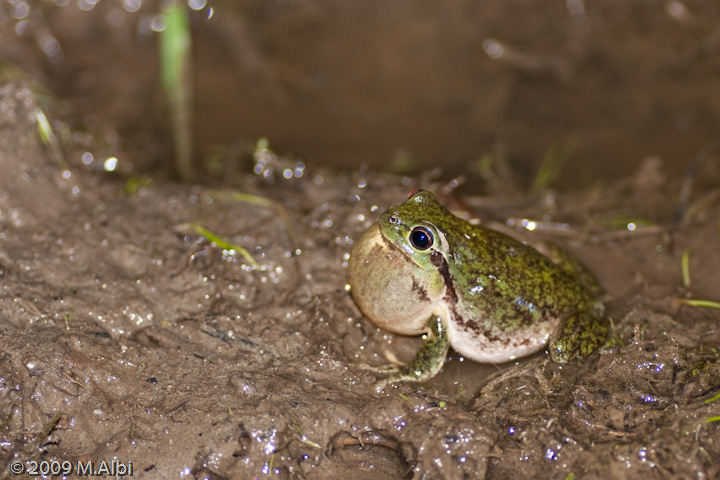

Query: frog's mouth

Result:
[379,223,412,253]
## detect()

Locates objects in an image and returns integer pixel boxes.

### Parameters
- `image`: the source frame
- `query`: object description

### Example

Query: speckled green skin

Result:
[348,190,608,387]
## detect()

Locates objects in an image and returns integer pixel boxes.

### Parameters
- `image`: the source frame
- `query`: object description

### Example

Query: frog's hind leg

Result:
[542,243,605,298]
[373,315,450,391]
[548,309,608,363]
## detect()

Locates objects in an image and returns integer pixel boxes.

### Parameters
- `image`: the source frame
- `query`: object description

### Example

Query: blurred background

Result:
[1,0,719,189]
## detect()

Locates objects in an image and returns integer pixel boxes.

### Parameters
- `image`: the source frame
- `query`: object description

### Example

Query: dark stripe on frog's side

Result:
[428,250,497,337]
[430,245,559,346]
[411,277,430,303]
[430,251,458,303]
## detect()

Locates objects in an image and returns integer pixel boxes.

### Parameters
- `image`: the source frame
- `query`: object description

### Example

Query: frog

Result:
[347,189,608,388]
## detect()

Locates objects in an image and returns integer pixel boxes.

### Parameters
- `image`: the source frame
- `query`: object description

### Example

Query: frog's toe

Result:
[376,364,403,374]
[371,370,421,392]
[356,362,403,375]
[372,378,394,393]
[548,341,572,363]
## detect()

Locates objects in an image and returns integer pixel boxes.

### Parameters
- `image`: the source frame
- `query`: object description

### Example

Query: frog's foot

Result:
[372,369,425,393]
[371,315,450,392]
[549,311,609,363]
[355,362,403,376]
[356,361,427,392]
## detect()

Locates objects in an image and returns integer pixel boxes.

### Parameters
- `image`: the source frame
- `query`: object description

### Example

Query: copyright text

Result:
[10,459,134,476]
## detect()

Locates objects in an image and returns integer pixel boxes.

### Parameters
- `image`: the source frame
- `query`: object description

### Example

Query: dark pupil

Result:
[410,227,433,250]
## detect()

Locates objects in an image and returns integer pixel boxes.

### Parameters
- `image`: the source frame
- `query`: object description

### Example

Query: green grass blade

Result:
[192,224,259,268]
[681,249,691,288]
[34,108,66,169]
[675,299,720,309]
[160,3,193,181]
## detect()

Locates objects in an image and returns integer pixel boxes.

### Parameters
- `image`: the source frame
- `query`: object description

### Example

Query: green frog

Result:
[347,189,608,387]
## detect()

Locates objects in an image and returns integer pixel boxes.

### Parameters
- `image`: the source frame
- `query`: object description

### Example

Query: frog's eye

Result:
[410,226,433,250]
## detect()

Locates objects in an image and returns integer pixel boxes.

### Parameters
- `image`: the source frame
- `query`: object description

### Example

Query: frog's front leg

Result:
[373,314,450,391]
[548,304,609,363]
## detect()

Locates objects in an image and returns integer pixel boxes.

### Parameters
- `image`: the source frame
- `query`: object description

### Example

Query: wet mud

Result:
[0,83,719,478]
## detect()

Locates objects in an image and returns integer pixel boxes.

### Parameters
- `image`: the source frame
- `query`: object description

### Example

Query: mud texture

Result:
[0,83,719,479]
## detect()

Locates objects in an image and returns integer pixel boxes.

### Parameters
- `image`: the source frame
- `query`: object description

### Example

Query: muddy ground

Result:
[1,1,720,479]
[1,82,719,479]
